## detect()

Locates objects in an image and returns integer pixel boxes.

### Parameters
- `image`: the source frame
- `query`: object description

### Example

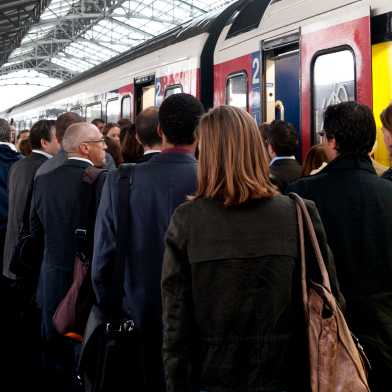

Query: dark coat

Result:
[34,148,67,178]
[31,159,106,339]
[92,151,197,390]
[269,158,302,192]
[382,167,392,181]
[162,196,342,392]
[0,145,21,230]
[3,152,48,279]
[288,154,392,392]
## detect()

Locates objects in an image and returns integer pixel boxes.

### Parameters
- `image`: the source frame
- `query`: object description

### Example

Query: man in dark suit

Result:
[135,106,162,162]
[92,94,204,390]
[3,120,59,280]
[35,112,83,178]
[31,122,107,391]
[265,120,302,192]
[288,102,392,392]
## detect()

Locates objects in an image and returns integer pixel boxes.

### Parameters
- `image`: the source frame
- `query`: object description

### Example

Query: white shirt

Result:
[32,149,53,159]
[68,157,93,166]
[269,156,296,166]
[144,149,161,155]
[0,142,17,152]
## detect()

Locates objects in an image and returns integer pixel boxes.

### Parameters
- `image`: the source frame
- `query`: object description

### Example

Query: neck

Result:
[68,152,88,160]
[144,144,161,153]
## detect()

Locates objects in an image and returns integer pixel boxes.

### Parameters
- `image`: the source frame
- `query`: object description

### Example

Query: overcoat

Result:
[162,195,343,392]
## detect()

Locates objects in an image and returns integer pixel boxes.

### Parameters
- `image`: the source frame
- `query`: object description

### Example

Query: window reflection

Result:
[313,50,355,143]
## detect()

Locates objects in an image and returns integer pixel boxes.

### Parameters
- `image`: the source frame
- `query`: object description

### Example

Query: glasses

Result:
[82,138,106,145]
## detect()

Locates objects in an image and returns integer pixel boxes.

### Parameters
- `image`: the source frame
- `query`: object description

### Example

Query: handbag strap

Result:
[20,184,34,233]
[75,167,104,261]
[110,163,136,318]
[289,193,334,308]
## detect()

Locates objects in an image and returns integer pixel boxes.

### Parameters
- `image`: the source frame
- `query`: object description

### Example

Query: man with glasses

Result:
[30,122,107,392]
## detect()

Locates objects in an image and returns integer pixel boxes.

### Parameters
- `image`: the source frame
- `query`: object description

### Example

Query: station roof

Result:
[0,0,235,81]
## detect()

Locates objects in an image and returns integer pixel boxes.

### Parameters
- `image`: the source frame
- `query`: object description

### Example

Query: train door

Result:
[263,36,301,156]
[300,2,371,157]
[134,75,155,116]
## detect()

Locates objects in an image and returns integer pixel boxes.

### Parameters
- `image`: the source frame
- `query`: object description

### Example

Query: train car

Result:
[2,1,244,131]
[3,0,392,164]
[214,0,392,164]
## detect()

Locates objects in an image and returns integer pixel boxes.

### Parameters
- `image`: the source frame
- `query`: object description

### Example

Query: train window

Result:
[226,72,248,111]
[164,85,183,98]
[312,49,355,143]
[106,98,119,123]
[85,103,102,122]
[121,95,131,119]
[70,106,84,118]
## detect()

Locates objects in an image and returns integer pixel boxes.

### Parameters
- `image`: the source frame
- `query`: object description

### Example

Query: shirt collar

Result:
[270,156,296,166]
[0,142,17,152]
[32,149,53,159]
[68,157,93,166]
[144,149,161,156]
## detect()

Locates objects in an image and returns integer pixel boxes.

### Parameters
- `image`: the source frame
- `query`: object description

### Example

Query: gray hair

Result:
[63,122,101,152]
[0,118,11,142]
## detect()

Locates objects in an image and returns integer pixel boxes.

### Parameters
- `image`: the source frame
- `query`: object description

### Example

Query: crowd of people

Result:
[0,94,391,392]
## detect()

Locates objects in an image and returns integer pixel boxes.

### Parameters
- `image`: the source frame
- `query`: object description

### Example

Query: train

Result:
[2,0,392,165]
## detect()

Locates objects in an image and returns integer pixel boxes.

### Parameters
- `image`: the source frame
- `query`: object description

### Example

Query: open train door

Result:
[300,1,372,158]
[262,32,301,158]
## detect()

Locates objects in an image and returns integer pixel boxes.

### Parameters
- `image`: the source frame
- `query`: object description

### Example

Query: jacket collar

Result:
[323,153,376,174]
[62,158,92,169]
[149,150,196,164]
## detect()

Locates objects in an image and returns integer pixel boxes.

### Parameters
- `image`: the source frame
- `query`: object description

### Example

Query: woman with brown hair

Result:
[301,144,330,176]
[380,103,392,181]
[161,106,342,392]
[120,122,143,163]
[102,122,121,144]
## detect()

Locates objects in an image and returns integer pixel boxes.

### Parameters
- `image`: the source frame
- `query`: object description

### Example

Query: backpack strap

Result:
[110,163,136,318]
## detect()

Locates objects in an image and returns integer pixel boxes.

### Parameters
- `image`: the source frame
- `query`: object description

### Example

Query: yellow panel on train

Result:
[372,42,392,167]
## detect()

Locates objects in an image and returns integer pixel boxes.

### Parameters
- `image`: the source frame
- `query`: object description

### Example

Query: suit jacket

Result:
[31,159,106,338]
[270,158,302,192]
[3,152,48,279]
[35,148,67,178]
[288,154,392,388]
[92,150,196,389]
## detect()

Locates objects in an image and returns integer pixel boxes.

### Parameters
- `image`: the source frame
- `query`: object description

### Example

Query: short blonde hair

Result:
[194,106,278,206]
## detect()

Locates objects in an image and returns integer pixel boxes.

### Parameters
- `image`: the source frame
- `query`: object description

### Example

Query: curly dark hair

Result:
[324,102,376,155]
[159,93,204,145]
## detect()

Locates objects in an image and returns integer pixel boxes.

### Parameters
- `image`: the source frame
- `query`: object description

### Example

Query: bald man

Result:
[30,122,107,391]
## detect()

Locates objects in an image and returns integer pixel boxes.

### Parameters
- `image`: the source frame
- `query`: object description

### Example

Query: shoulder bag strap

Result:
[110,163,136,318]
[75,168,98,262]
[288,193,335,308]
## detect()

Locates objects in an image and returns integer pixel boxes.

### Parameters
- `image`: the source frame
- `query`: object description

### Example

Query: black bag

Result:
[79,164,146,391]
[52,167,104,339]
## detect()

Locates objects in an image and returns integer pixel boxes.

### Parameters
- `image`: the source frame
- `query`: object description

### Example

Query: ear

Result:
[79,142,89,156]
[267,144,275,159]
[157,124,163,139]
[327,137,337,151]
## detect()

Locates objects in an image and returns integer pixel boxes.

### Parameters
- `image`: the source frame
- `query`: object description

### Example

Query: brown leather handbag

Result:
[290,193,370,392]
